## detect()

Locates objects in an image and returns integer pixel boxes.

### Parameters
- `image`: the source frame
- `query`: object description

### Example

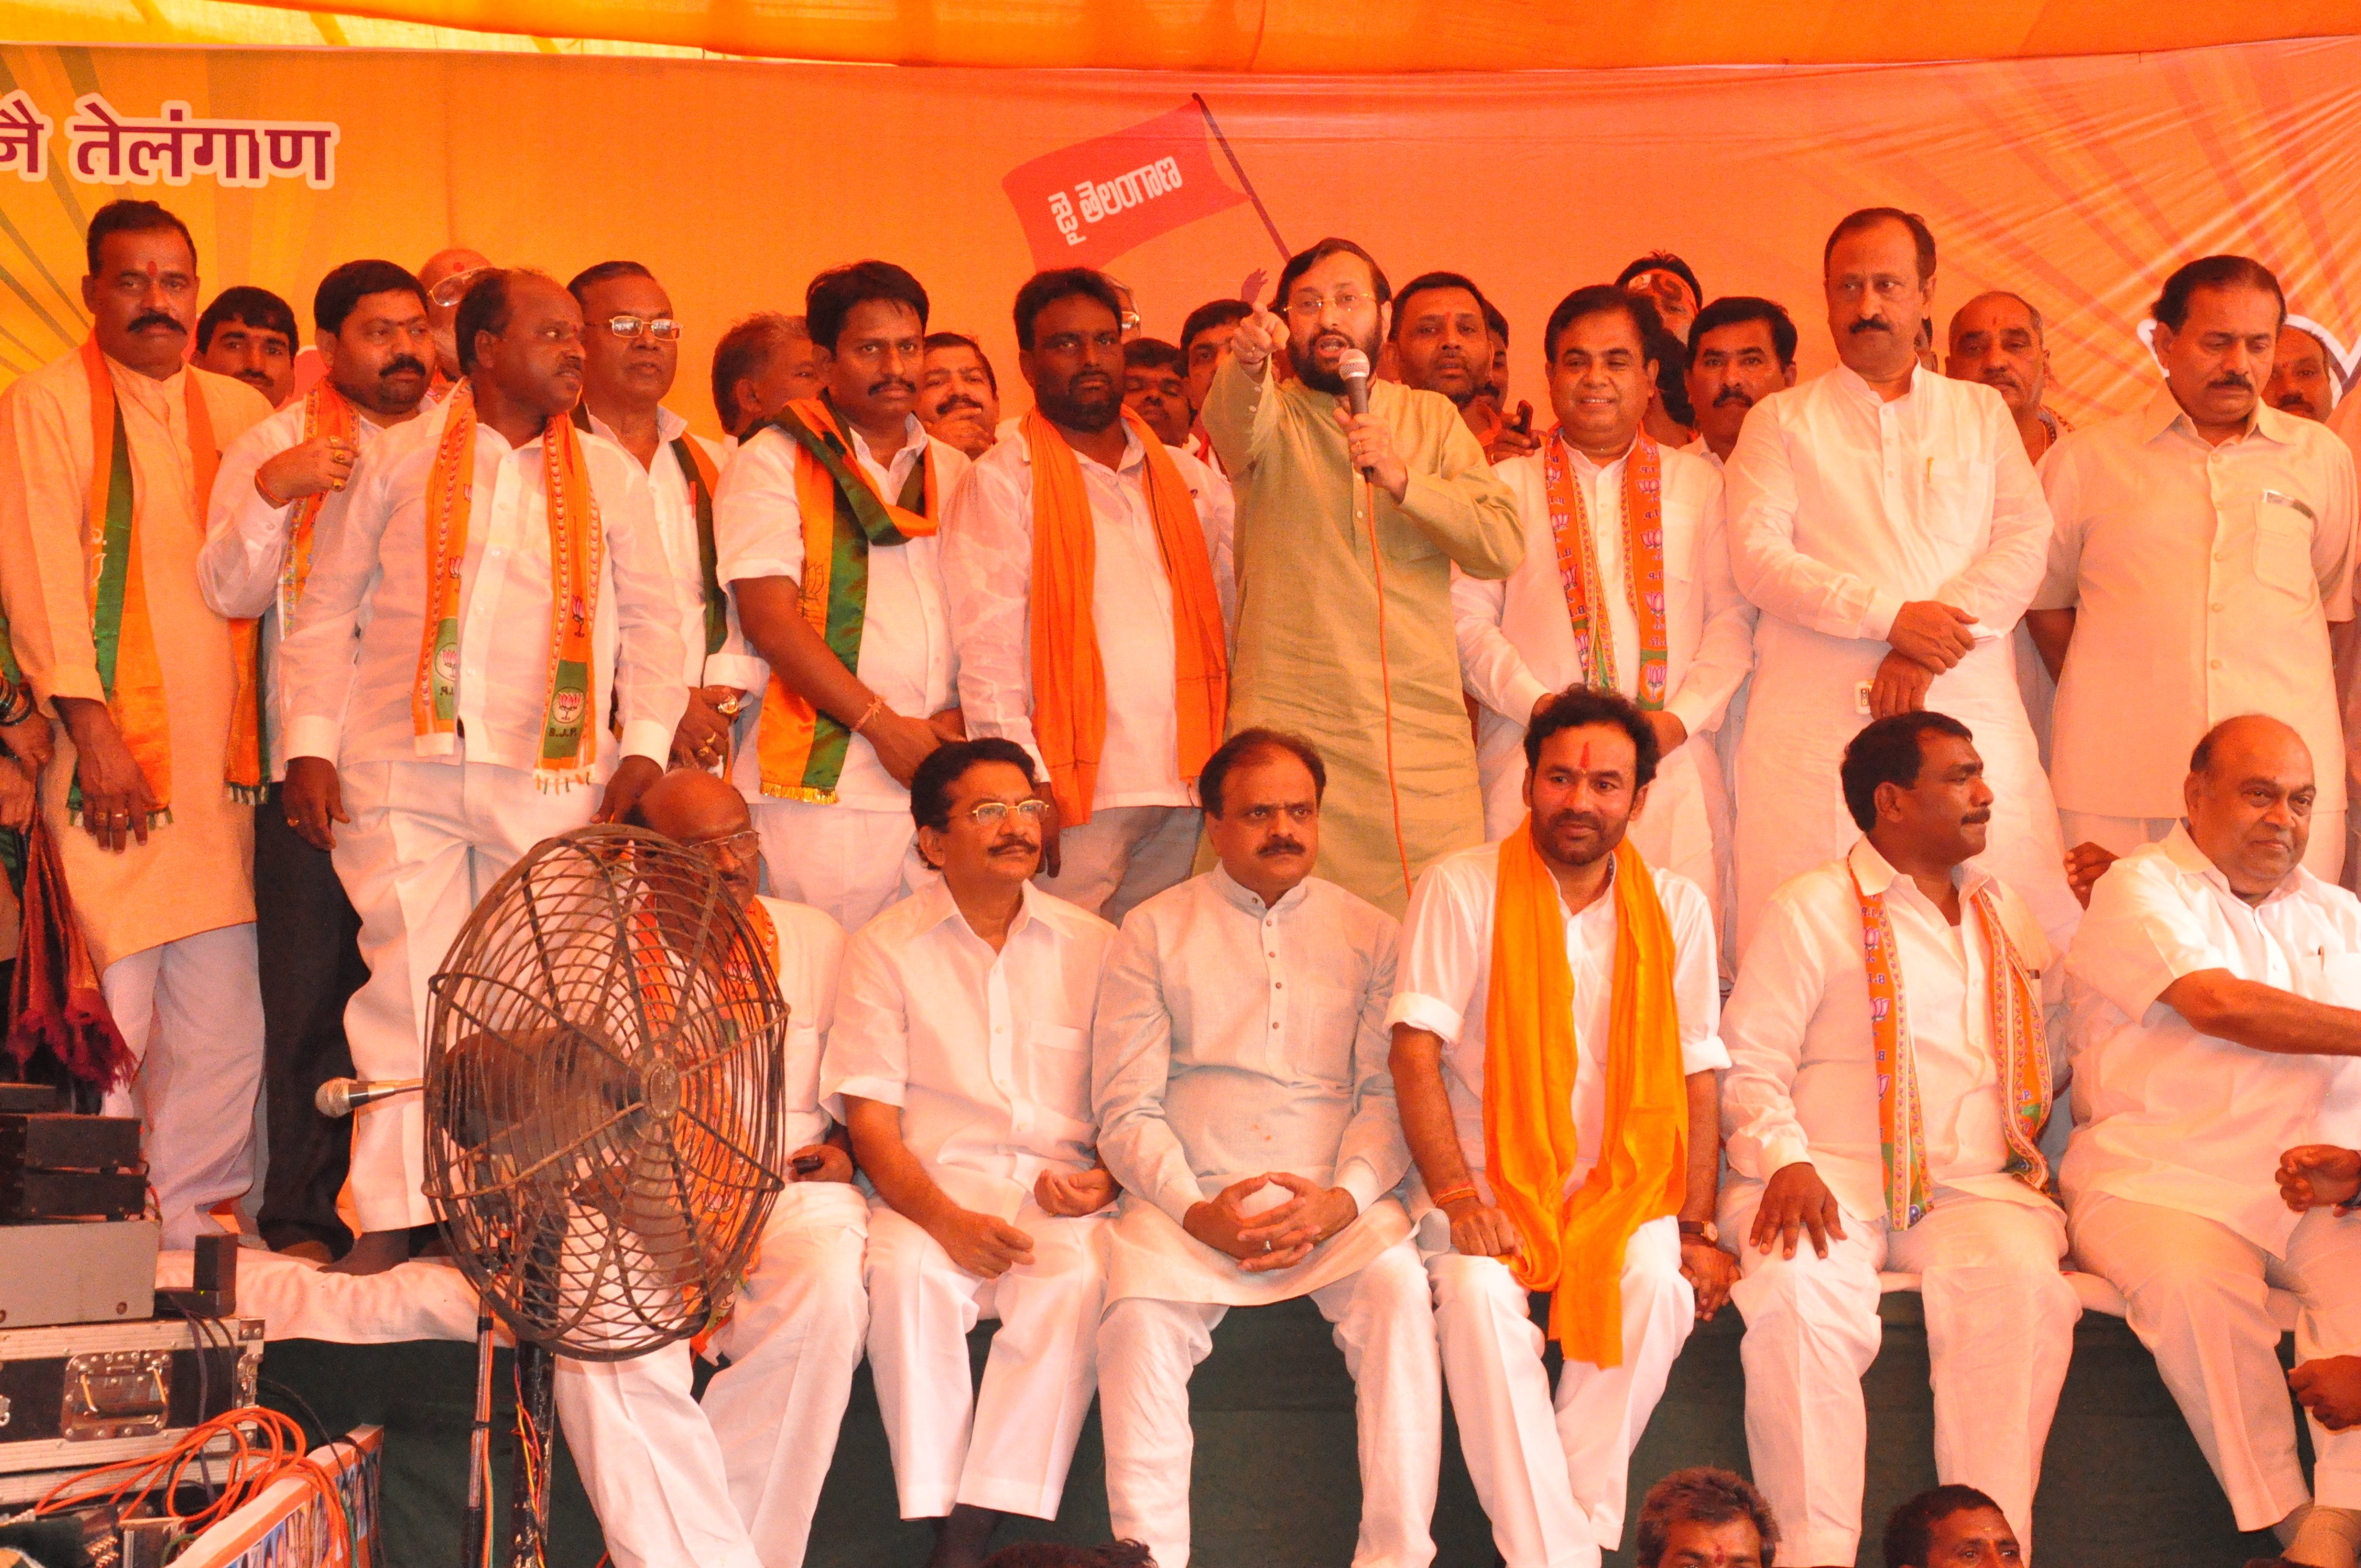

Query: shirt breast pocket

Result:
[1298,981,1365,1089]
[1025,1023,1095,1121]
[1925,458,1994,552]
[2251,496,2318,601]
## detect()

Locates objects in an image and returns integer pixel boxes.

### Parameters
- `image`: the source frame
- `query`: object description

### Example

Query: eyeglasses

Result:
[1285,292,1374,322]
[427,266,491,309]
[964,799,1052,827]
[605,314,683,341]
[679,828,761,863]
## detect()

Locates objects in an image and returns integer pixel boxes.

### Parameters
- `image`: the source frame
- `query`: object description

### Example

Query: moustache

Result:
[1068,372,1114,393]
[1712,385,1755,407]
[1310,333,1353,356]
[1258,839,1307,857]
[1848,318,1892,336]
[1545,810,1606,836]
[988,833,1038,855]
[1962,809,1993,826]
[2211,374,2254,391]
[1979,369,2021,390]
[127,312,185,336]
[379,355,427,380]
[869,377,916,398]
[934,395,983,418]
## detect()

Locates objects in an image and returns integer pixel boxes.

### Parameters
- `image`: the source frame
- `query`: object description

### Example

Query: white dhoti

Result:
[863,1200,1109,1520]
[99,923,265,1248]
[751,798,925,935]
[1721,1181,2077,1566]
[553,1182,869,1568]
[2059,810,2346,884]
[332,758,597,1233]
[1481,737,1729,931]
[1423,1215,1695,1568]
[2069,1193,2361,1529]
[1099,1219,1438,1568]
[1734,628,2077,959]
[1034,804,1202,926]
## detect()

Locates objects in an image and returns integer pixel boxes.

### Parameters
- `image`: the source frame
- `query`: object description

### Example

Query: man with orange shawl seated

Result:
[943,268,1233,923]
[0,199,275,1248]
[1720,712,2075,1567]
[1388,685,1733,1568]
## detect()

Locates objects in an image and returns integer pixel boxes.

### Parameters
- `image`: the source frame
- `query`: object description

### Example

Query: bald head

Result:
[1945,292,2047,419]
[635,768,759,908]
[419,247,493,382]
[2185,715,2316,900]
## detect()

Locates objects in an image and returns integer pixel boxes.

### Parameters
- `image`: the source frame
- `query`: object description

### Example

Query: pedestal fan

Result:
[422,825,788,1568]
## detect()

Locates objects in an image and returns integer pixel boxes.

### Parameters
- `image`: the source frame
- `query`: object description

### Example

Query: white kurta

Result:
[1454,435,1753,917]
[1718,840,2075,1566]
[1724,363,2075,957]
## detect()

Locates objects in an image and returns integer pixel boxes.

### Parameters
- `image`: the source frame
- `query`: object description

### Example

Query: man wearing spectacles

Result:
[558,765,866,1568]
[568,262,767,785]
[1204,236,1522,918]
[1094,728,1442,1568]
[826,737,1119,1568]
[415,245,491,398]
[944,269,1233,925]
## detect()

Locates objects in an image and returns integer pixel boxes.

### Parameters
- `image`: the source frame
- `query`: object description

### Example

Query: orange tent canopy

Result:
[24,0,2361,68]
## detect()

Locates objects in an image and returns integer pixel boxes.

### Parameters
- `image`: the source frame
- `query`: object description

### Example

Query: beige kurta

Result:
[0,349,271,968]
[1202,358,1522,914]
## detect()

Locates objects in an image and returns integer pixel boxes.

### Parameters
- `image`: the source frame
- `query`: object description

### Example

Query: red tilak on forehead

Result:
[1577,739,1593,771]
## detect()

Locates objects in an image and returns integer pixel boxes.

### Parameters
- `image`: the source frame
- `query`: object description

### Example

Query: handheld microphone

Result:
[1336,347,1375,480]
[315,1076,424,1118]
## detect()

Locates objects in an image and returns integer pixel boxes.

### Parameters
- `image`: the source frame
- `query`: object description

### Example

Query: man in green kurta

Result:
[1203,237,1522,913]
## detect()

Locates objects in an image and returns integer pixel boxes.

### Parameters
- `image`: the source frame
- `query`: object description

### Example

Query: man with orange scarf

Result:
[278,269,688,1274]
[0,199,274,1248]
[944,268,1232,923]
[1720,712,2075,1567]
[718,260,972,933]
[199,259,433,1264]
[1389,686,1732,1568]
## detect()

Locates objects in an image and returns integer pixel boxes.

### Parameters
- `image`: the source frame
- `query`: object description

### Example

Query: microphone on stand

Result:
[1336,347,1374,480]
[315,1076,424,1118]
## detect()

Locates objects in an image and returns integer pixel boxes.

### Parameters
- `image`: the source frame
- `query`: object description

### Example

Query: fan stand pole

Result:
[509,1341,560,1568]
[464,1311,496,1568]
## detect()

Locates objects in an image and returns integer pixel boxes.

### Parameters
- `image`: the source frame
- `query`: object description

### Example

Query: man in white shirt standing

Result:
[1726,207,2075,958]
[1456,284,1754,924]
[554,767,863,1568]
[826,737,1119,1568]
[1094,728,1438,1568]
[200,259,432,1262]
[2030,257,2356,883]
[2063,715,2361,1568]
[945,268,1234,924]
[1682,297,1798,471]
[1390,688,1734,1568]
[278,269,688,1274]
[1720,711,2076,1567]
[567,261,767,774]
[718,261,971,934]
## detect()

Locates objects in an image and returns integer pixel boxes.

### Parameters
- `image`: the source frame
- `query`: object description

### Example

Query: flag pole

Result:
[1192,93,1290,264]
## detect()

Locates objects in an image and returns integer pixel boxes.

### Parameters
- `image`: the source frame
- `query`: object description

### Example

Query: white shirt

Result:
[2035,389,2357,817]
[1727,363,2052,647]
[1680,433,1723,471]
[579,405,768,698]
[822,879,1115,1217]
[2061,824,2361,1253]
[278,396,688,774]
[712,414,969,809]
[1385,842,1727,1197]
[1721,840,2059,1221]
[1455,433,1754,772]
[1093,868,1406,1224]
[763,893,848,1159]
[942,423,1236,810]
[199,398,399,782]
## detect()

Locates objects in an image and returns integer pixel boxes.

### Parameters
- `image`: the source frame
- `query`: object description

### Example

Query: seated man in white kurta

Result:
[2064,715,2361,1568]
[1390,686,1733,1568]
[1720,711,2076,1568]
[1454,284,1753,920]
[1094,728,1438,1568]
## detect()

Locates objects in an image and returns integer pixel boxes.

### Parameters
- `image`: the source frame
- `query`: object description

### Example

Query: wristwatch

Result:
[1677,1219,1719,1244]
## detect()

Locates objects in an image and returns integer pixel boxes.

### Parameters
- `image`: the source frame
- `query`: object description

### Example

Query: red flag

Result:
[1002,101,1251,270]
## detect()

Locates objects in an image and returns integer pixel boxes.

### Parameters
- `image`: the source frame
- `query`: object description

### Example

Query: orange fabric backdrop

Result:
[2,38,2358,439]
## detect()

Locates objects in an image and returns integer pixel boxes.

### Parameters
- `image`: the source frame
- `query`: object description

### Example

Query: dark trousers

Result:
[254,784,369,1253]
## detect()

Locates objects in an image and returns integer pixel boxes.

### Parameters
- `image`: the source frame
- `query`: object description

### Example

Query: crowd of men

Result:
[4,194,2361,1568]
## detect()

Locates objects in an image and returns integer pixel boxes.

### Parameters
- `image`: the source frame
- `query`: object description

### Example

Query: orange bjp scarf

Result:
[77,339,262,823]
[1022,406,1228,825]
[1482,823,1689,1368]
